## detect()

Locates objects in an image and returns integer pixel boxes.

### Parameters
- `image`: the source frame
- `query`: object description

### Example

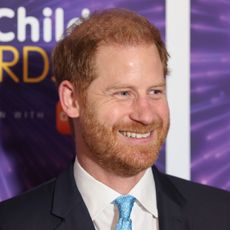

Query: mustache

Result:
[113,120,162,133]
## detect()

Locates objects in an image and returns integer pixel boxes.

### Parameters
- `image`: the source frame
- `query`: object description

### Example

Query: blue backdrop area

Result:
[0,0,229,202]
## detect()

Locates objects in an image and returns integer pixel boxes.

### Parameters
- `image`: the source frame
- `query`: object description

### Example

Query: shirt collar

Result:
[74,159,120,220]
[74,159,158,220]
[129,167,158,217]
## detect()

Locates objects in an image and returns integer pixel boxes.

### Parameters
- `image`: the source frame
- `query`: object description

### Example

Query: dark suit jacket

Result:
[0,165,229,230]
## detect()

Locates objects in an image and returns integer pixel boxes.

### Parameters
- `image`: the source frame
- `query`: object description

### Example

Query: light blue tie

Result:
[114,195,136,230]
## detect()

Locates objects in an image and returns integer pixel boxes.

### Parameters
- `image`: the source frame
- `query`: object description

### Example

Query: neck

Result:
[76,154,145,194]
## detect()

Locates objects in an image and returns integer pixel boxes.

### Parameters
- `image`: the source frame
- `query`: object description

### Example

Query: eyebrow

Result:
[149,83,166,88]
[104,82,166,92]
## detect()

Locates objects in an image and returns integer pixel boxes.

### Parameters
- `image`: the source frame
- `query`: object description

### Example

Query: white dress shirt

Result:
[74,159,159,230]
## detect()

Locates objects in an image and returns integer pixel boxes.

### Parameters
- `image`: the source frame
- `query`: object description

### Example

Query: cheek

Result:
[97,104,130,125]
[156,101,169,121]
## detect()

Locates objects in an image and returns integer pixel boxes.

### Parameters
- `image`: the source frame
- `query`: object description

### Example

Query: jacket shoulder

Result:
[0,178,61,229]
[167,174,230,200]
[166,174,230,229]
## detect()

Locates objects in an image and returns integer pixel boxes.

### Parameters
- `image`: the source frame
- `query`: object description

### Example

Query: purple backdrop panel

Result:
[0,0,165,201]
[191,0,230,191]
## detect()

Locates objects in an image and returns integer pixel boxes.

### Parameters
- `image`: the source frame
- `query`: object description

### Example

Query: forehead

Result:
[95,43,161,62]
[92,44,164,85]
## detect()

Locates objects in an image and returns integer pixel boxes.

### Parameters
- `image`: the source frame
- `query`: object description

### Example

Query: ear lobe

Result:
[58,80,80,118]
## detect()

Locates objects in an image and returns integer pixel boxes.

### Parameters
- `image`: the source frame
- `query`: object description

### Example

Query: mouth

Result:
[119,131,152,139]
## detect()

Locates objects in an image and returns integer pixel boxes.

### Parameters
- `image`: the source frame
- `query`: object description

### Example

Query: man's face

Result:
[77,44,169,177]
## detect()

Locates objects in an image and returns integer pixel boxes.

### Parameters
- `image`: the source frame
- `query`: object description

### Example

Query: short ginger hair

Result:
[52,8,169,93]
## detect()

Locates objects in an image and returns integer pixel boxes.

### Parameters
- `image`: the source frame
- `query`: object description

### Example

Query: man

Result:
[0,8,229,230]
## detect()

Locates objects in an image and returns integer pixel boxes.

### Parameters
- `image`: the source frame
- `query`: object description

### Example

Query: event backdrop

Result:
[191,0,230,190]
[0,0,229,202]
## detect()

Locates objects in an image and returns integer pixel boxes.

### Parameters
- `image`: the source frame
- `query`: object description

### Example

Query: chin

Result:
[106,152,158,177]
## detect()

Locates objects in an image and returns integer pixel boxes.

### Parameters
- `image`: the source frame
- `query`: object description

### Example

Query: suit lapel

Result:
[51,165,95,230]
[152,167,190,230]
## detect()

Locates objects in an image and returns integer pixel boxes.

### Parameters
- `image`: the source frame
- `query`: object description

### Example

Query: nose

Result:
[129,97,155,125]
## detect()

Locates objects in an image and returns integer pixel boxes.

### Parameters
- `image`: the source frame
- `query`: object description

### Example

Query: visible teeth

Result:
[120,131,151,139]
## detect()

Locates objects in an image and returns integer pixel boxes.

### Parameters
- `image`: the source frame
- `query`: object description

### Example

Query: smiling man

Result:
[67,44,169,187]
[0,8,230,230]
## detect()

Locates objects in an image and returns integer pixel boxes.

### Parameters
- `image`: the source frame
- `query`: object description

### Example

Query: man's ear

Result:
[58,80,80,118]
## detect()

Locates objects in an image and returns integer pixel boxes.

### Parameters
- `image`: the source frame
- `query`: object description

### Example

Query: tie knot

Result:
[114,195,136,220]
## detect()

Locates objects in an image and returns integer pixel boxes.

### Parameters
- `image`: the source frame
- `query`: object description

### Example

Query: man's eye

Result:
[154,89,162,94]
[116,91,130,96]
[150,89,162,95]
[149,88,165,98]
